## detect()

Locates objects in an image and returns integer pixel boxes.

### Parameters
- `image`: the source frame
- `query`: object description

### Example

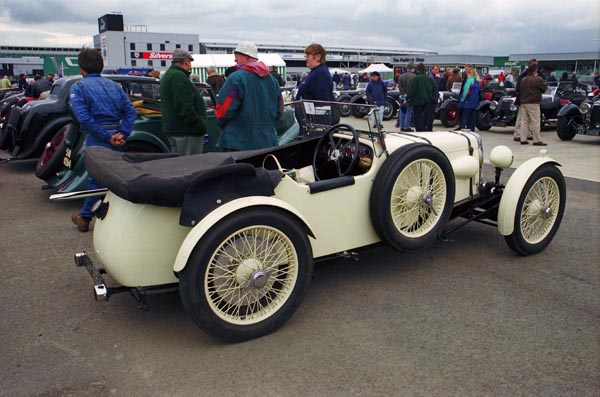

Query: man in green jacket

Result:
[160,48,207,155]
[407,63,437,131]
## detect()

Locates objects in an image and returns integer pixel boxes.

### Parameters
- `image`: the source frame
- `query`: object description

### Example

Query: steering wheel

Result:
[312,123,360,181]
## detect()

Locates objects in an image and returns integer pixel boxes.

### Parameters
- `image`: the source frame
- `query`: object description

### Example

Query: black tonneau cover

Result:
[85,147,283,226]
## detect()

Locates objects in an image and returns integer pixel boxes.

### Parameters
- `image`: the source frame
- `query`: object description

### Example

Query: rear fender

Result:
[497,155,561,236]
[173,197,315,272]
[440,97,457,110]
[127,129,170,153]
[19,116,75,158]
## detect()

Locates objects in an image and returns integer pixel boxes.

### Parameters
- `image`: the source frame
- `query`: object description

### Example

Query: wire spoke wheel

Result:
[391,158,447,238]
[179,208,313,342]
[205,225,298,325]
[504,164,565,256]
[518,176,560,245]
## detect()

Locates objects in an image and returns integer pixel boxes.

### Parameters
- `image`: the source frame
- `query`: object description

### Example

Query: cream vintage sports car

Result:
[60,101,566,342]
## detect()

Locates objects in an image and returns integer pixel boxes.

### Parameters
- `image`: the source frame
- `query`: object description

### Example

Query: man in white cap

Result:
[215,42,283,151]
[160,48,207,155]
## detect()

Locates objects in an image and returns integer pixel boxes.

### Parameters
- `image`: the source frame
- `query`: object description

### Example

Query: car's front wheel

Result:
[476,108,492,131]
[383,98,396,120]
[179,208,313,342]
[504,164,566,256]
[339,97,352,117]
[556,114,579,141]
[370,145,455,251]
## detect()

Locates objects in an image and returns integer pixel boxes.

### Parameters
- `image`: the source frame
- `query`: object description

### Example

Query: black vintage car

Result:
[476,82,586,131]
[1,75,163,161]
[556,92,600,140]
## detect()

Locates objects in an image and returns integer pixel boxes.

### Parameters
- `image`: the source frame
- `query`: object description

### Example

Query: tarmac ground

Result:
[0,119,598,396]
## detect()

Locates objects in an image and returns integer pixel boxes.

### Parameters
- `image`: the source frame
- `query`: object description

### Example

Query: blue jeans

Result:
[398,104,413,129]
[459,107,477,131]
[369,105,385,128]
[81,176,103,219]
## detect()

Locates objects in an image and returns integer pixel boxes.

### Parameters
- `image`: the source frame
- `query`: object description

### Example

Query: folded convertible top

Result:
[85,147,283,225]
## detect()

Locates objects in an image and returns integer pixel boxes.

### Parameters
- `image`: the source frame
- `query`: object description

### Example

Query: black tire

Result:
[35,123,79,180]
[179,207,314,342]
[504,164,566,256]
[123,140,162,153]
[370,145,455,251]
[383,98,395,120]
[440,102,460,127]
[351,98,369,118]
[476,108,492,131]
[556,114,578,141]
[339,97,352,117]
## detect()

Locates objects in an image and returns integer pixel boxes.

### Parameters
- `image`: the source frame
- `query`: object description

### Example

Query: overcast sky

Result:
[1,0,599,55]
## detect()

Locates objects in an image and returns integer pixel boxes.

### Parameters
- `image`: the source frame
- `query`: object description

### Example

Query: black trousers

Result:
[413,104,428,131]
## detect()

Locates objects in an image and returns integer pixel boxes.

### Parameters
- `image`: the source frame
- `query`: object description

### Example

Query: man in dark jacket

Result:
[206,68,225,94]
[366,71,387,127]
[407,63,437,131]
[216,42,283,151]
[160,48,207,155]
[519,64,548,146]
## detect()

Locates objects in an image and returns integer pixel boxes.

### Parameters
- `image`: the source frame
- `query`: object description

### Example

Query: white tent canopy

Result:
[358,63,393,74]
[329,67,350,75]
[191,53,286,69]
[191,53,286,83]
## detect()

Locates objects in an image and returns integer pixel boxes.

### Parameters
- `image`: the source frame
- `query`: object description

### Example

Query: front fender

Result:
[127,129,170,153]
[477,100,491,111]
[440,97,457,109]
[350,94,366,104]
[497,155,561,236]
[173,196,315,272]
[557,103,579,117]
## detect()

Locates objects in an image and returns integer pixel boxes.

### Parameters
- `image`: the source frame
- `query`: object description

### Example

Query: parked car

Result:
[39,83,300,195]
[476,81,584,131]
[335,82,368,117]
[556,92,600,140]
[62,100,565,342]
[2,75,165,161]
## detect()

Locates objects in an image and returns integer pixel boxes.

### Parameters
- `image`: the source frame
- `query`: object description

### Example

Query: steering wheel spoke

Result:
[312,124,360,181]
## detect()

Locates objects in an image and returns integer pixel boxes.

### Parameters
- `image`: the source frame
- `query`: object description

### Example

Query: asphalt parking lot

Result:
[0,121,598,397]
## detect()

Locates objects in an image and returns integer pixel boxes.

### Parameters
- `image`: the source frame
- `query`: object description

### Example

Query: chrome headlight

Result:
[489,101,498,110]
[579,102,591,114]
[510,104,517,112]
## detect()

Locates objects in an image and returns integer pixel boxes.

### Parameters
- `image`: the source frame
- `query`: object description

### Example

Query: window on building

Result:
[148,60,153,66]
[176,44,181,49]
[188,44,193,52]
[161,61,166,67]
[147,43,152,51]
[132,60,137,66]
[130,43,135,51]
[160,43,165,51]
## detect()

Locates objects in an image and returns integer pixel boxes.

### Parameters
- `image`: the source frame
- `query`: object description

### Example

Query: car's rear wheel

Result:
[0,106,20,150]
[370,145,455,251]
[505,164,565,256]
[440,101,459,127]
[351,98,369,118]
[35,123,79,180]
[179,208,313,342]
[476,108,492,131]
[556,114,578,141]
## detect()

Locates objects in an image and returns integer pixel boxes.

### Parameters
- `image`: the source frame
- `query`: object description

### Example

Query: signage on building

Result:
[100,35,109,65]
[131,52,173,60]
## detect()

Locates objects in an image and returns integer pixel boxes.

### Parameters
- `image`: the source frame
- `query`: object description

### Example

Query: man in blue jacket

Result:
[69,48,137,232]
[216,42,283,151]
[366,71,387,128]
